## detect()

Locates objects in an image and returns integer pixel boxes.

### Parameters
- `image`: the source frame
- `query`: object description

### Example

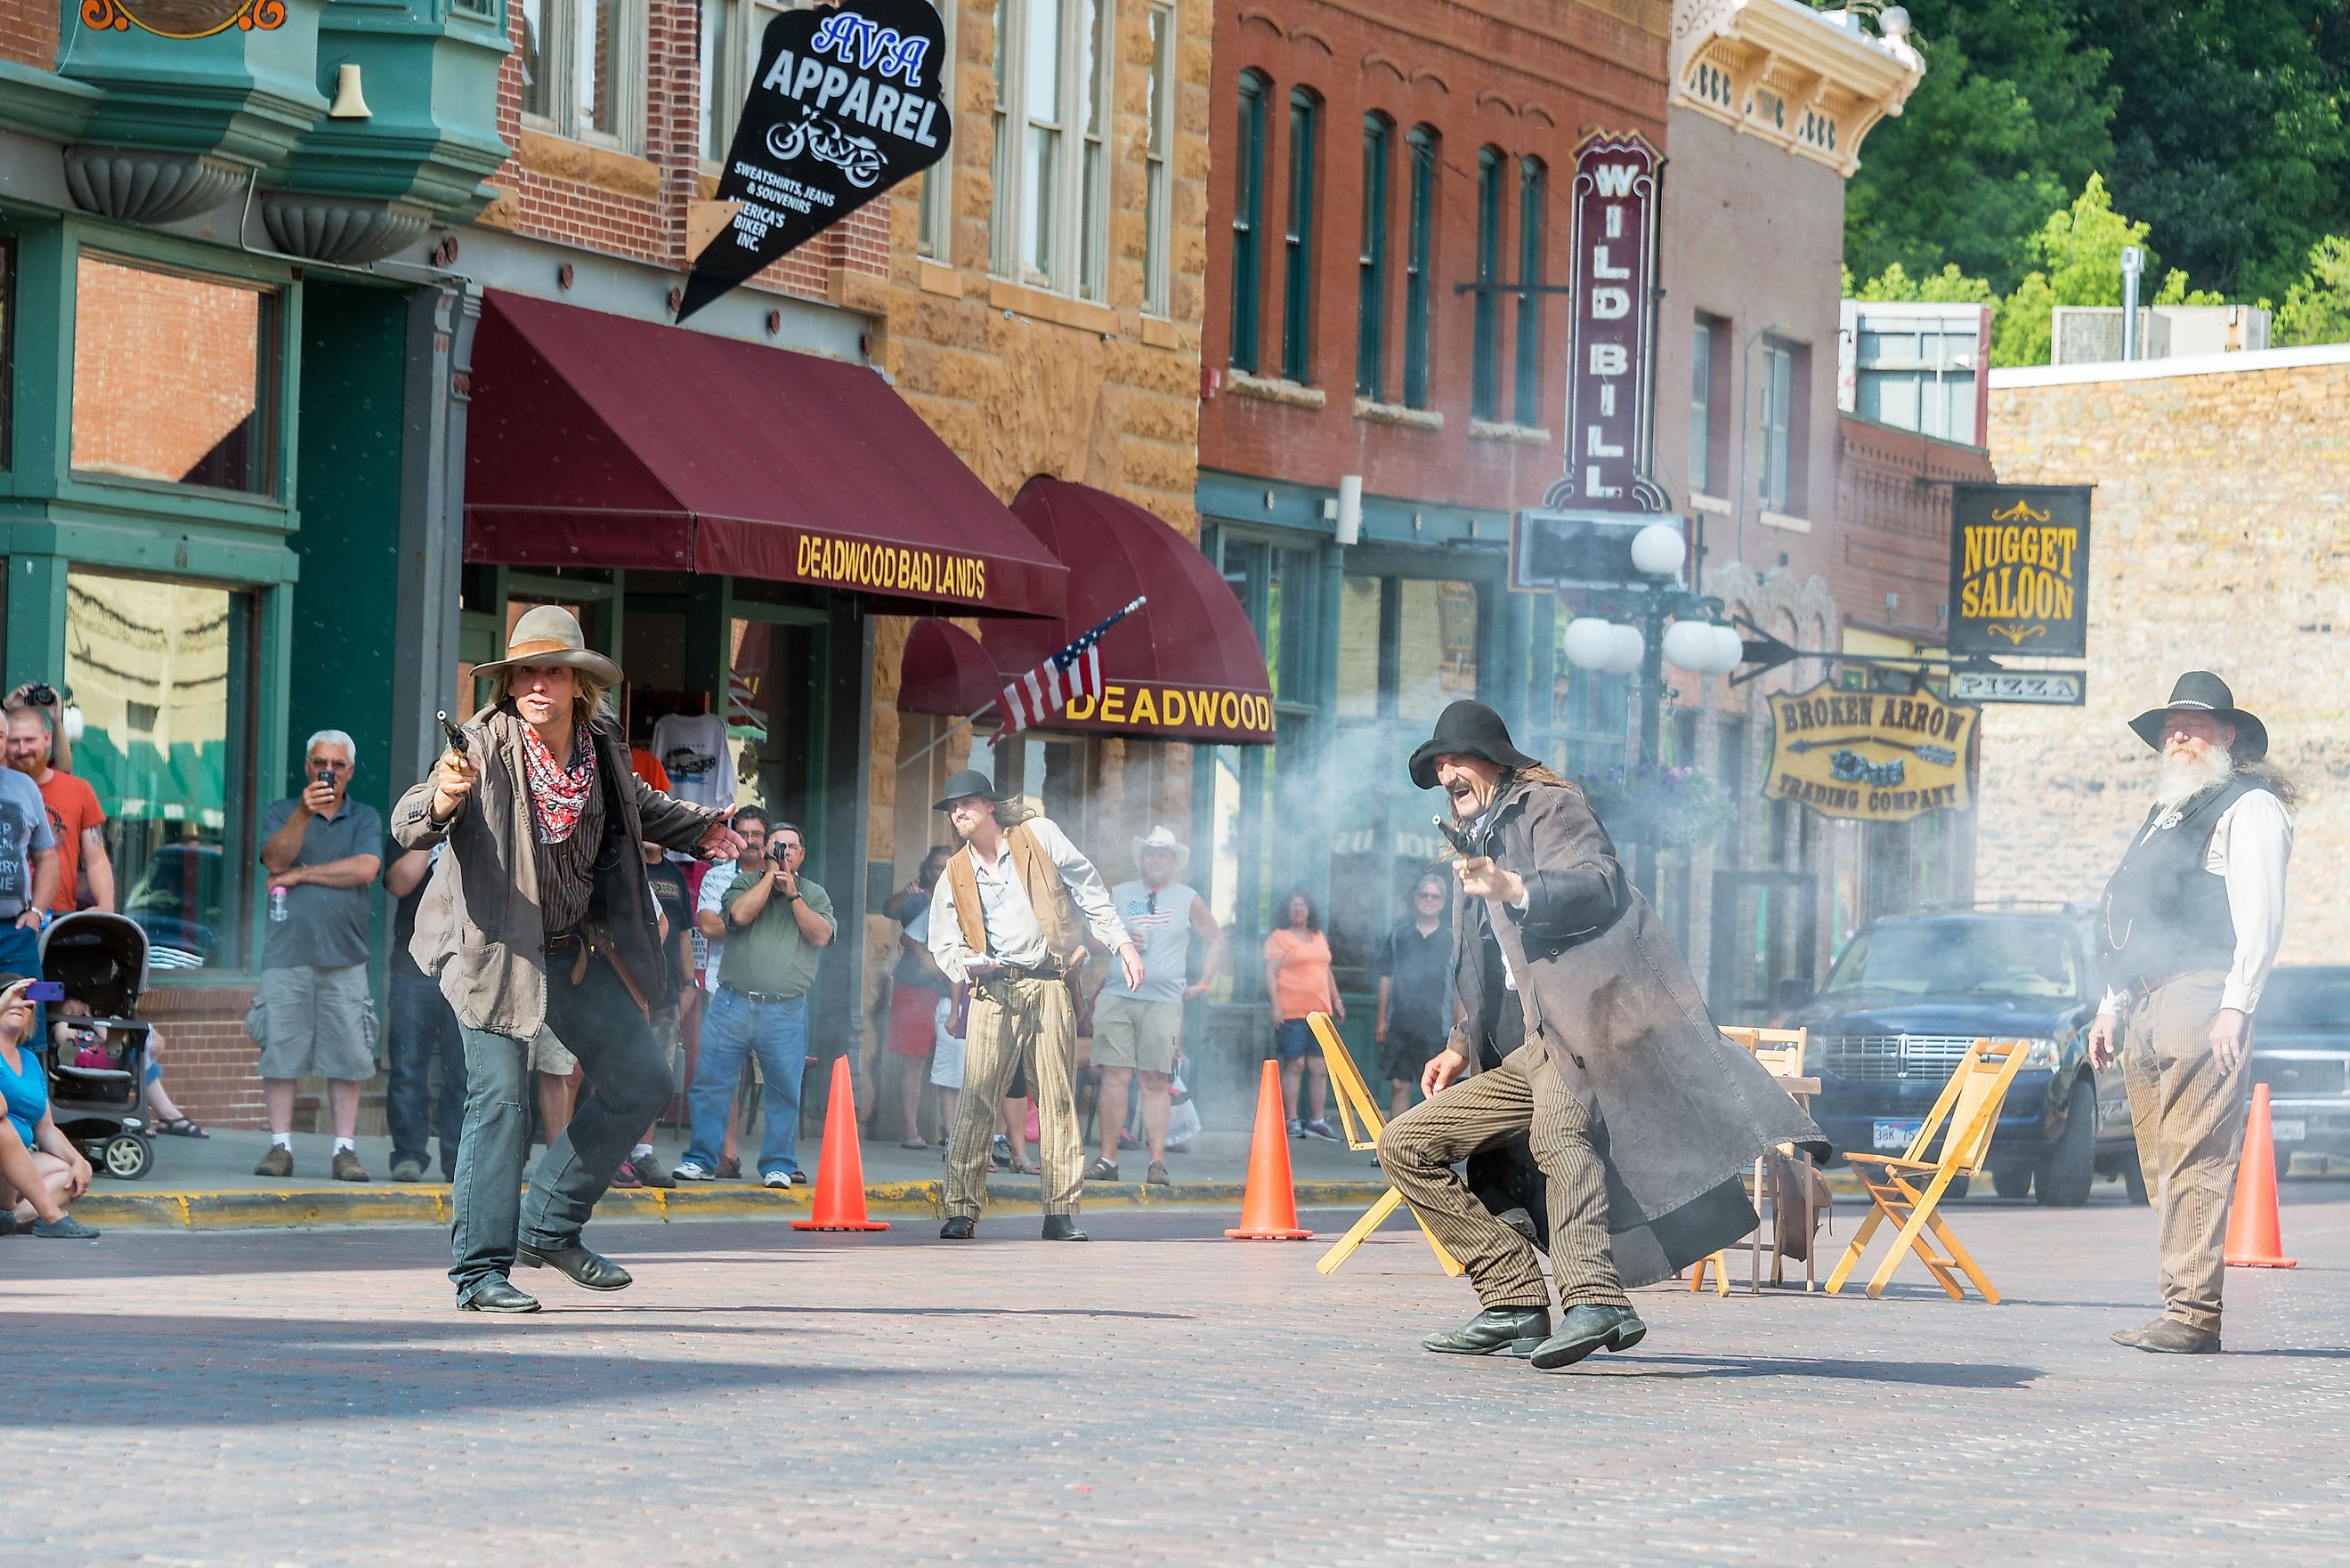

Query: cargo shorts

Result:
[254,963,377,1081]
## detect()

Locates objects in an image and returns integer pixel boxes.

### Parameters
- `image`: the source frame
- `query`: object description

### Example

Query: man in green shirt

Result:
[673,820,834,1187]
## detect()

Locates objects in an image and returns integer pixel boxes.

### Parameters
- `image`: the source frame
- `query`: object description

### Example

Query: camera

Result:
[24,683,55,707]
[767,840,790,864]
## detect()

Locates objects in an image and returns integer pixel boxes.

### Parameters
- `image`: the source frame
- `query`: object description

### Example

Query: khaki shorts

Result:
[531,1028,579,1075]
[1090,992,1182,1073]
[255,963,377,1081]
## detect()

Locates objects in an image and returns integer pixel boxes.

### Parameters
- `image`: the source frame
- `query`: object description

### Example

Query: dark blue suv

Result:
[1782,905,2142,1205]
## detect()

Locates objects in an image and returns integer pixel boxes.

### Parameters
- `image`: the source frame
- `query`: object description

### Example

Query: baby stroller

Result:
[41,909,156,1180]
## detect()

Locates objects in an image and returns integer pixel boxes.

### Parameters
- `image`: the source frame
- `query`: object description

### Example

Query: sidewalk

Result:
[76,1116,1402,1229]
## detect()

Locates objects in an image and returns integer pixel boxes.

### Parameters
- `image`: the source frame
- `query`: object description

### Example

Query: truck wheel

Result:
[2037,1081,2096,1207]
[1992,1164,2033,1200]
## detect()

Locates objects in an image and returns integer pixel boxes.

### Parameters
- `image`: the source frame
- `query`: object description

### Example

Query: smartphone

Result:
[26,980,64,1002]
[316,769,335,790]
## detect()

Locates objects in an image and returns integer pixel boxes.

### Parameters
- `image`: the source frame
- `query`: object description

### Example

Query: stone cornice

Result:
[1668,0,1920,175]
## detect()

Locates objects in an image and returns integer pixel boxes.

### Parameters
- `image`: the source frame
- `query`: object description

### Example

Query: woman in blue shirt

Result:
[0,974,97,1238]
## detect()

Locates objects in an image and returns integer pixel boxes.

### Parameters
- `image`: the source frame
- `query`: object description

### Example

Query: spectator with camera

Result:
[673,820,833,1187]
[3,683,73,776]
[253,731,383,1183]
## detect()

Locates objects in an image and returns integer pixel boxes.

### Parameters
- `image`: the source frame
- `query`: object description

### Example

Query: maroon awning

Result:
[897,619,1001,716]
[984,478,1275,744]
[463,292,1065,618]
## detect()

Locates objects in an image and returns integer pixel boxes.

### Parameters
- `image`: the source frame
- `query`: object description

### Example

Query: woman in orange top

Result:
[1261,889,1344,1139]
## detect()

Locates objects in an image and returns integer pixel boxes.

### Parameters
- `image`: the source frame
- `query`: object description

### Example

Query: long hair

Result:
[2240,756,2302,812]
[1278,886,1321,933]
[497,666,612,726]
[991,796,1037,828]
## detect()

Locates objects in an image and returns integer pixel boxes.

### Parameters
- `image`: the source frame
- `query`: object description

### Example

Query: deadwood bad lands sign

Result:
[1948,483,2092,658]
[1765,682,1975,822]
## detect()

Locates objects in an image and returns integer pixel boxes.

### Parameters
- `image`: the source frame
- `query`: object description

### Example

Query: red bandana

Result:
[521,724,596,845]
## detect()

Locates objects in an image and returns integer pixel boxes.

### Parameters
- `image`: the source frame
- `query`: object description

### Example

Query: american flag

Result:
[997,596,1146,735]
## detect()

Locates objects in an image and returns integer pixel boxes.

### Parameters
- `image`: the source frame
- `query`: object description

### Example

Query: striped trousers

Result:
[942,974,1084,1219]
[1377,1040,1627,1311]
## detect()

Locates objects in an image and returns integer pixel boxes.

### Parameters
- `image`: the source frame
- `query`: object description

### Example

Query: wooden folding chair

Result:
[1689,1027,1820,1293]
[1303,1012,1463,1278]
[1826,1037,2031,1302]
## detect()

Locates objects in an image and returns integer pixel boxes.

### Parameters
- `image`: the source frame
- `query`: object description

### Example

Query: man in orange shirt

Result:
[5,707,109,913]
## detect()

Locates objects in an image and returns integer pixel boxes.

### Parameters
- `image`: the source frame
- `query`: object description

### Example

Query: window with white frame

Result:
[701,0,806,166]
[1142,1,1175,312]
[518,0,644,151]
[1759,336,1802,513]
[914,0,957,256]
[991,0,1114,298]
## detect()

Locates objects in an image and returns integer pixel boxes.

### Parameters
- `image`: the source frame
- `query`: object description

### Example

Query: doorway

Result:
[1708,869,1819,1024]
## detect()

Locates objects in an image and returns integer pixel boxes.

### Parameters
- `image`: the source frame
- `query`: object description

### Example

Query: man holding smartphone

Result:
[673,820,833,1187]
[254,731,383,1183]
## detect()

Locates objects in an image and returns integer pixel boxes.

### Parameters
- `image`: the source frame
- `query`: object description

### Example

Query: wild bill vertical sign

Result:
[1544,132,1665,513]
[679,0,952,322]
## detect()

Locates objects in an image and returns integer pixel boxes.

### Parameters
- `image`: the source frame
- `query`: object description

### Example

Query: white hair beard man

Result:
[2089,672,2296,1355]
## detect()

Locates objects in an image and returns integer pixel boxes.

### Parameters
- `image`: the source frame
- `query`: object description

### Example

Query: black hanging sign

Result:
[1947,483,2093,658]
[677,0,952,322]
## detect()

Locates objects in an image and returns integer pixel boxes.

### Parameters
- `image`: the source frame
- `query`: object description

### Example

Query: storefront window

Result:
[71,255,275,496]
[1334,577,1379,717]
[1396,578,1477,720]
[66,575,253,970]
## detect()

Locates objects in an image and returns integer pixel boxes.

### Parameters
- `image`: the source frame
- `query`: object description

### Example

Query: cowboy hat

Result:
[931,767,1010,812]
[1132,825,1190,869]
[470,605,625,688]
[1409,699,1539,790]
[2127,670,2267,762]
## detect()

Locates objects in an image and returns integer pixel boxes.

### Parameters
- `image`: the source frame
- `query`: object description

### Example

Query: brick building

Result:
[1977,346,2350,965]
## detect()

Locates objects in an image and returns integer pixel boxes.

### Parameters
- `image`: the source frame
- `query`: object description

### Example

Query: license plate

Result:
[1874,1119,1924,1152]
[2271,1119,2305,1142]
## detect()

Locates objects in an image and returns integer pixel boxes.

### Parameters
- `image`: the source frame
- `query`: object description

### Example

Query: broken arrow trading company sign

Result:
[679,0,951,321]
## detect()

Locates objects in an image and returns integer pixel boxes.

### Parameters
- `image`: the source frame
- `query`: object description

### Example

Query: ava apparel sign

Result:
[1763,681,1975,823]
[679,0,952,321]
[1947,483,2092,658]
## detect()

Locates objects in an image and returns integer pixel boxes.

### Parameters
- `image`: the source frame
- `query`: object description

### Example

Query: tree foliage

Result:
[2274,236,2350,346]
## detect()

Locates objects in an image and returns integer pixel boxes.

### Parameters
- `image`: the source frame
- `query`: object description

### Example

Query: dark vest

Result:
[2098,776,2264,991]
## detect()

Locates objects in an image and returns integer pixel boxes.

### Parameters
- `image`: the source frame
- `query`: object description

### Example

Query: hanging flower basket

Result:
[1579,763,1735,850]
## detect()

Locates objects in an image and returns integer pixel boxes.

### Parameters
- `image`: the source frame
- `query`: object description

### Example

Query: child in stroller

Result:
[52,998,207,1140]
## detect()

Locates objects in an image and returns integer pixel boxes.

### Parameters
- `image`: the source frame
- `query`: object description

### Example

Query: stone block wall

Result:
[1980,354,2350,965]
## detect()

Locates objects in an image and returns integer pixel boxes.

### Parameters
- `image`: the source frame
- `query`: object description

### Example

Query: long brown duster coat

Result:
[1451,772,1827,1287]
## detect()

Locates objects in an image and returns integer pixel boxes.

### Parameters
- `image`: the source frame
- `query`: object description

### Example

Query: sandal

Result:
[153,1116,209,1139]
[900,1137,928,1150]
[1010,1157,1041,1176]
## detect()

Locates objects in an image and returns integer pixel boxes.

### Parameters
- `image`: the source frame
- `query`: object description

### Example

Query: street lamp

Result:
[1559,521,1743,895]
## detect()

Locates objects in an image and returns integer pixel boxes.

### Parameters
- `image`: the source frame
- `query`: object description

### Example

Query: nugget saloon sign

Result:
[679,0,951,321]
[1764,682,1974,822]
[1948,483,2092,658]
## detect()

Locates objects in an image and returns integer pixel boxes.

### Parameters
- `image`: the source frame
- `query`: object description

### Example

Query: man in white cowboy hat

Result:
[1089,826,1225,1185]
[2091,671,2296,1355]
[395,606,742,1313]
[927,768,1142,1240]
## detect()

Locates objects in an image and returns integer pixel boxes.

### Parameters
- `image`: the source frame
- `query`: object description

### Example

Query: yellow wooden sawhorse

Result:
[1303,1011,1463,1278]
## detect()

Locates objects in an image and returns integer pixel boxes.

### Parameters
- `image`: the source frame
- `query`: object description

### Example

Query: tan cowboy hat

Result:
[1133,825,1189,869]
[471,605,625,688]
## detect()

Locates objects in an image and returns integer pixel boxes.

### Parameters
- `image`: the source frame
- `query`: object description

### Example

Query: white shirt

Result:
[926,816,1129,984]
[2099,788,2294,1017]
[696,857,736,992]
[652,713,733,809]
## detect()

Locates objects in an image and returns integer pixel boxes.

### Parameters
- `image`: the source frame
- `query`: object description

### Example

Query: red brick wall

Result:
[0,0,54,70]
[68,255,263,484]
[142,983,265,1130]
[1197,0,1669,507]
[480,0,888,303]
[1832,413,1996,642]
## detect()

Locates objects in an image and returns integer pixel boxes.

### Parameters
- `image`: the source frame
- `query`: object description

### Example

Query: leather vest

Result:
[2098,776,2261,991]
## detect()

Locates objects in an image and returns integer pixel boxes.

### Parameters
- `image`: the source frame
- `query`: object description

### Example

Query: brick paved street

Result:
[8,1187,2346,1567]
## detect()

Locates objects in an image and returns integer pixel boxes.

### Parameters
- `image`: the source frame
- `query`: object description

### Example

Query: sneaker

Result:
[671,1160,715,1182]
[610,1160,644,1189]
[330,1148,371,1183]
[992,1133,1013,1166]
[1083,1156,1120,1181]
[1285,1119,1303,1138]
[789,1170,809,1186]
[629,1150,677,1189]
[254,1144,294,1178]
[764,1170,792,1189]
[390,1159,425,1184]
[1146,1160,1171,1185]
[1302,1119,1338,1142]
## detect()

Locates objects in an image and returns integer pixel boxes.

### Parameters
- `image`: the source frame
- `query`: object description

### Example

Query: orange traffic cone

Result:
[1226,1059,1314,1241]
[791,1056,890,1232]
[2224,1082,2296,1268]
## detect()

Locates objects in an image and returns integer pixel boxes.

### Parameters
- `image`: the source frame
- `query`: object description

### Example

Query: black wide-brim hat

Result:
[2127,670,2267,761]
[1409,699,1539,790]
[932,767,1010,812]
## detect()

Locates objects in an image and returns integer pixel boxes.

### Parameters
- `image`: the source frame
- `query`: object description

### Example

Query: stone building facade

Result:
[1978,347,2350,965]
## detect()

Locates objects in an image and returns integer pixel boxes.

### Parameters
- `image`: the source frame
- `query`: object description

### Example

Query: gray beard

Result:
[2153,743,2234,811]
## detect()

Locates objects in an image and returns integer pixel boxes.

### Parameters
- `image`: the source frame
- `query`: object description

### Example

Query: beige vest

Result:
[943,821,1085,970]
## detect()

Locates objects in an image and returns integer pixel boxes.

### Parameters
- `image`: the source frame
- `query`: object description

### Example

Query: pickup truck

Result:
[2252,965,2350,1176]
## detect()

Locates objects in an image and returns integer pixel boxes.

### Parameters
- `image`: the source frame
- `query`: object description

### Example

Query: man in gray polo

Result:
[253,729,384,1182]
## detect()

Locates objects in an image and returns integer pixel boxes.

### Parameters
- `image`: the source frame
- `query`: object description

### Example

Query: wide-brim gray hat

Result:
[1409,700,1539,790]
[2127,669,2267,762]
[932,767,1010,812]
[470,604,625,688]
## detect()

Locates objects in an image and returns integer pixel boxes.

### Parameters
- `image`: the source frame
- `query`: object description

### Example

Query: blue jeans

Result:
[448,953,671,1302]
[387,966,466,1176]
[683,988,809,1178]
